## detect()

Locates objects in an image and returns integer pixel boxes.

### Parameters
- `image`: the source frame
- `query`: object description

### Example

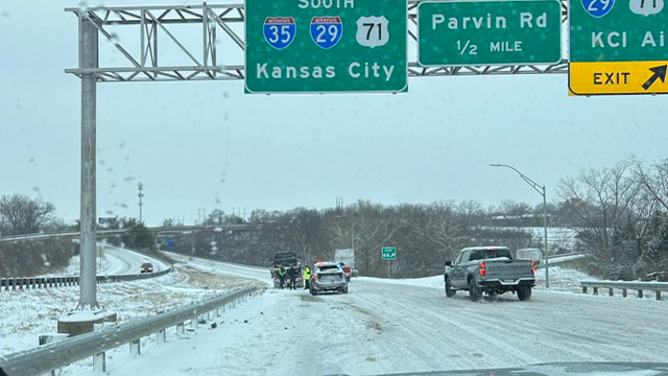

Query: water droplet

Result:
[109,32,120,45]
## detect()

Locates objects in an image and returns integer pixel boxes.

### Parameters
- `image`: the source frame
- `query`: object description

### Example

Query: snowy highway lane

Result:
[97,256,668,376]
[101,245,170,275]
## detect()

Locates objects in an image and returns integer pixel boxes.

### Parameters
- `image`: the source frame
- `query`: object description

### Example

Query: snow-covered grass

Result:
[0,263,262,356]
[533,265,599,292]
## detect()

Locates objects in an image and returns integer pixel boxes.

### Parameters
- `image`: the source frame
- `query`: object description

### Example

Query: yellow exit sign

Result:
[570,61,668,95]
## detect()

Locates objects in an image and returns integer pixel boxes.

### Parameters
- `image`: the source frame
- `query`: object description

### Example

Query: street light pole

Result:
[490,164,550,288]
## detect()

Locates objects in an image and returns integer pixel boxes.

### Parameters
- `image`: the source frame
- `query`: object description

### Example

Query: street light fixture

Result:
[490,164,550,288]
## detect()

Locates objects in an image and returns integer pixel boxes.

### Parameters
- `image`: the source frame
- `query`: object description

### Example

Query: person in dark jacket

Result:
[287,266,297,290]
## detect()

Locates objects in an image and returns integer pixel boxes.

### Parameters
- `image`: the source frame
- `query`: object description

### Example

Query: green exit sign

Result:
[245,0,408,94]
[418,0,562,66]
[382,247,396,260]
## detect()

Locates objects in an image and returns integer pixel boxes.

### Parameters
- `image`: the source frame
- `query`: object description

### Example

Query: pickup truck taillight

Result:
[314,273,319,280]
[531,262,537,275]
[479,262,486,277]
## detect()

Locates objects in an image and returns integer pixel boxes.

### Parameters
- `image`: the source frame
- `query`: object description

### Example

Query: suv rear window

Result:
[318,265,340,272]
[469,248,512,261]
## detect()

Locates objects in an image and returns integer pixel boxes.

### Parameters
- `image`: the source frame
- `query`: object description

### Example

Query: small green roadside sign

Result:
[418,0,562,66]
[245,0,408,94]
[382,247,396,260]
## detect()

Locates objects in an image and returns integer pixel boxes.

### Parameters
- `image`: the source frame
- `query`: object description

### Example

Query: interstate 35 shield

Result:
[263,17,297,50]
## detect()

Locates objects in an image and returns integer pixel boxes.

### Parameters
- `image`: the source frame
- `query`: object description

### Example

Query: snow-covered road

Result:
[96,255,668,376]
[101,245,170,275]
[41,245,171,277]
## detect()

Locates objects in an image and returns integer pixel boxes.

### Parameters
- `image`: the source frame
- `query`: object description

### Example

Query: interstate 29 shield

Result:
[310,17,343,49]
[263,17,297,50]
[581,0,616,18]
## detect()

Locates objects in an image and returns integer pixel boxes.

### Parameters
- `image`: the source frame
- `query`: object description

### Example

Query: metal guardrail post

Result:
[638,289,643,298]
[622,288,627,298]
[156,330,166,345]
[608,288,613,296]
[93,352,106,373]
[657,291,661,301]
[582,286,587,294]
[593,287,598,295]
[129,339,141,357]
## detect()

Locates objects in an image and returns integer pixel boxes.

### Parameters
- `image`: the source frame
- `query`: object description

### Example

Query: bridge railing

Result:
[0,286,259,376]
[581,280,668,301]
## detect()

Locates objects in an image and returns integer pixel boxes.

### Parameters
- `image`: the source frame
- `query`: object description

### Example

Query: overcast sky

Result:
[1,0,667,226]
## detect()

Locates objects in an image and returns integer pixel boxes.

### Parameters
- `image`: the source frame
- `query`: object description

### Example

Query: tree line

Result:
[166,158,668,279]
[3,157,668,279]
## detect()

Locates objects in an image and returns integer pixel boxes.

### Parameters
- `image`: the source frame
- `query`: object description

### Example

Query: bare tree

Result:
[635,158,668,211]
[558,161,640,259]
[0,194,56,235]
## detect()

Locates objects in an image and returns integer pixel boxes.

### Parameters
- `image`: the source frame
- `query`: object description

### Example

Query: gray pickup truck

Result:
[444,246,536,302]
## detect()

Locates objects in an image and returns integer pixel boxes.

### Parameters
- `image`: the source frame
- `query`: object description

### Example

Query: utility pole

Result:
[490,164,550,288]
[138,182,144,222]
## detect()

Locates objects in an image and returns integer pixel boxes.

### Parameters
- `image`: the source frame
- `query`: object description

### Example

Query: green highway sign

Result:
[418,0,562,66]
[382,247,396,260]
[570,0,668,95]
[245,0,408,94]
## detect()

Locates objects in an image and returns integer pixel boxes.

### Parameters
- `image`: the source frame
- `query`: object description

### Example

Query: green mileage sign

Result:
[418,0,562,66]
[245,0,408,94]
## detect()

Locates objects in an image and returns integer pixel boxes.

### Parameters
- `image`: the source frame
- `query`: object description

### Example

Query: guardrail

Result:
[0,286,259,376]
[0,267,172,293]
[581,280,668,301]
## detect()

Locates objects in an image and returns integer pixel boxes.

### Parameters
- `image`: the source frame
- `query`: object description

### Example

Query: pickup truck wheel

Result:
[468,278,481,302]
[311,288,318,296]
[445,278,455,298]
[517,287,532,301]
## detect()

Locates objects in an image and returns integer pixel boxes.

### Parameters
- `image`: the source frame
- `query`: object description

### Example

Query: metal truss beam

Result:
[66,1,570,83]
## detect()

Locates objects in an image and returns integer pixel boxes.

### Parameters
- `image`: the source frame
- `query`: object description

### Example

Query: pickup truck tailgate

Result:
[482,259,534,282]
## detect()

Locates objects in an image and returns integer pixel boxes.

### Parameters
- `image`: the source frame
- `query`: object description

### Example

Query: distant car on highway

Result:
[310,262,349,295]
[444,246,535,302]
[140,262,154,273]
